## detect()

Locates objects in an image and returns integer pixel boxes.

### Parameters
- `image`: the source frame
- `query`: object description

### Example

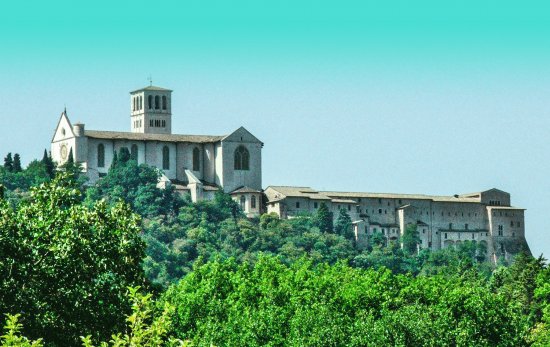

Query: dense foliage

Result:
[162,255,545,346]
[0,174,146,346]
[1,152,549,346]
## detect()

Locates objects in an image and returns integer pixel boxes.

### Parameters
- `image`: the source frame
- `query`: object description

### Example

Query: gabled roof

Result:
[230,186,262,194]
[85,130,224,143]
[222,126,263,145]
[323,191,479,203]
[51,111,75,143]
[265,186,332,201]
[459,188,510,198]
[130,85,172,93]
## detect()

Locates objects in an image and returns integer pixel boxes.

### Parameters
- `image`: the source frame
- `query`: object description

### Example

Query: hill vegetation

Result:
[0,150,549,346]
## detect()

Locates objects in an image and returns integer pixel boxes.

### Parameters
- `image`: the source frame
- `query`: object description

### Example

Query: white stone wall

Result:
[221,141,262,192]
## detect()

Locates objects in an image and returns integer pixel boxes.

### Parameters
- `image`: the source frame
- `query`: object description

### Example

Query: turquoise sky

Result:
[2,1,550,257]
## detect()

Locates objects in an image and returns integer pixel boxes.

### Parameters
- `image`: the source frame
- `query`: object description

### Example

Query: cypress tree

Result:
[3,153,13,172]
[118,147,131,164]
[335,208,354,240]
[42,149,55,178]
[111,151,119,169]
[314,202,333,233]
[67,148,74,165]
[13,153,22,172]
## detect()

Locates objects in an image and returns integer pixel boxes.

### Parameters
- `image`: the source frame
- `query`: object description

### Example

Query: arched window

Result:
[240,195,246,210]
[155,95,160,109]
[234,146,250,170]
[97,144,105,167]
[162,95,167,110]
[162,146,170,170]
[148,95,153,109]
[251,195,257,209]
[131,144,138,161]
[192,147,200,171]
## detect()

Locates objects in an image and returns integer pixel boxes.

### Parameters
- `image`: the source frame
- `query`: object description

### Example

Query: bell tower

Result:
[130,84,173,134]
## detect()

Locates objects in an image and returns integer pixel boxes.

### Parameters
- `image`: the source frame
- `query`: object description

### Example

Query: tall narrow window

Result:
[155,95,160,109]
[139,96,143,110]
[148,95,153,109]
[97,144,105,167]
[162,146,170,170]
[133,97,136,111]
[240,196,246,210]
[162,95,167,110]
[251,195,257,209]
[131,144,138,161]
[234,146,250,170]
[193,147,200,171]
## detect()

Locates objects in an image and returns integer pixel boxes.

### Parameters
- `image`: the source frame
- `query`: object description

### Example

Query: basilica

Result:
[51,84,263,216]
[51,84,530,262]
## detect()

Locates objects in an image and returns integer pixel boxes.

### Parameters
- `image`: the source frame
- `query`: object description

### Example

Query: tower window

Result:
[97,144,105,167]
[162,95,167,110]
[193,147,200,171]
[148,95,153,109]
[155,95,160,109]
[234,145,250,170]
[162,146,170,170]
[251,195,257,209]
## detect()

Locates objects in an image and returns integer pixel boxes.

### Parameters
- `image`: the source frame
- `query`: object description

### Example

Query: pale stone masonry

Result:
[51,85,263,215]
[264,186,530,262]
[50,83,531,261]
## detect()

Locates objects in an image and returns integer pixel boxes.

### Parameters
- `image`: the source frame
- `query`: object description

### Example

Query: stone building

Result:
[264,186,530,262]
[49,83,531,259]
[51,85,263,216]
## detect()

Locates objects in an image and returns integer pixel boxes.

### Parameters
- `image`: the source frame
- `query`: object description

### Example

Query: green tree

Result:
[334,208,354,240]
[0,315,43,347]
[41,149,55,178]
[81,287,186,347]
[86,148,182,218]
[12,154,22,173]
[313,202,333,233]
[3,153,13,172]
[162,256,527,346]
[0,174,146,346]
[402,223,420,255]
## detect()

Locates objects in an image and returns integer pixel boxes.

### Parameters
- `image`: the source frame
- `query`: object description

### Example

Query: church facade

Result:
[51,85,263,216]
